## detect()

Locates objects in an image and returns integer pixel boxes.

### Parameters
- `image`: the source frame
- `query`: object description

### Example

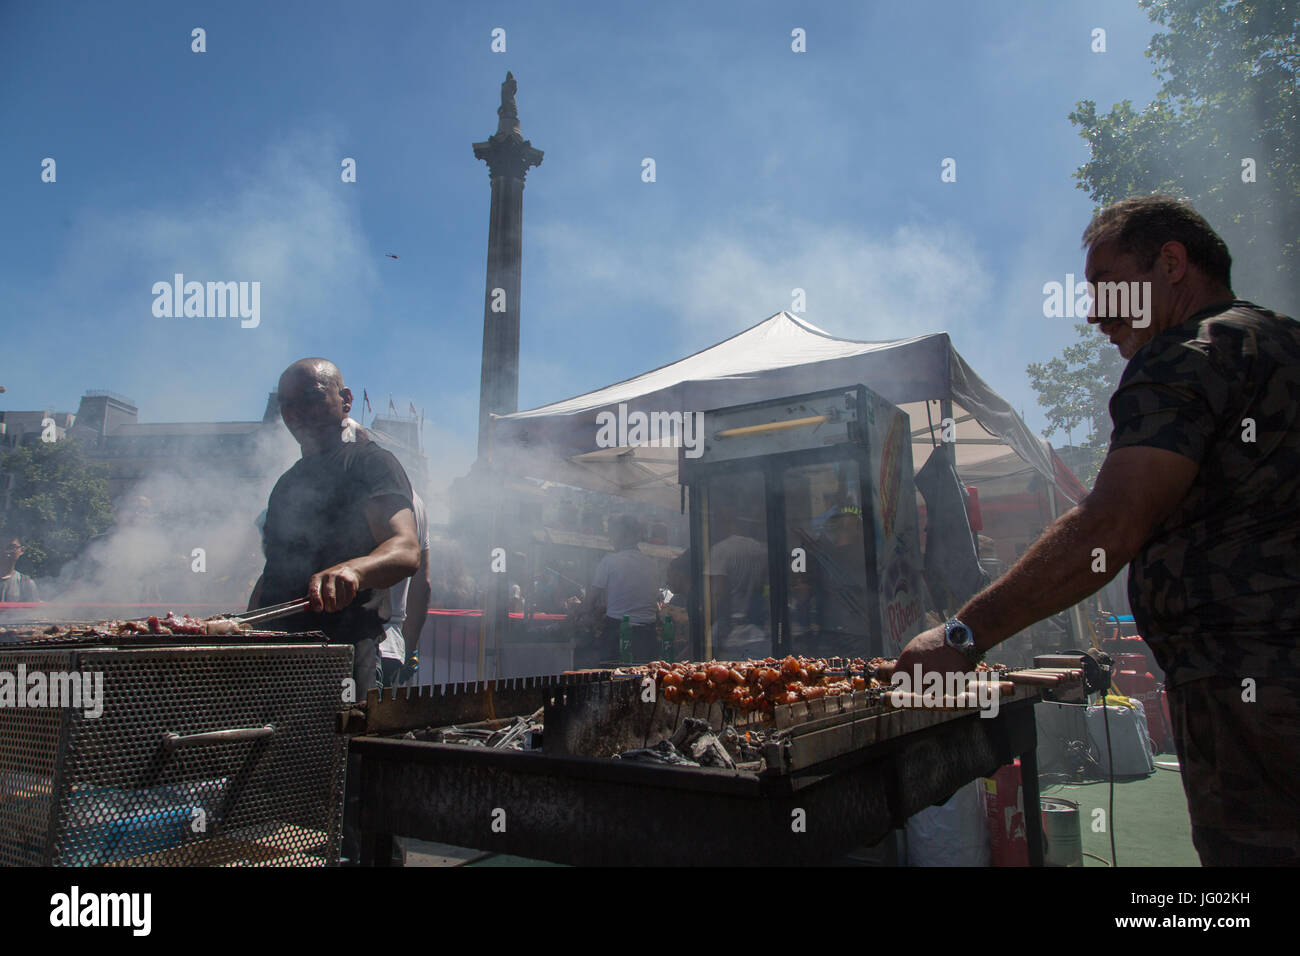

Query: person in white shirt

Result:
[0,530,39,604]
[586,515,660,663]
[378,491,430,687]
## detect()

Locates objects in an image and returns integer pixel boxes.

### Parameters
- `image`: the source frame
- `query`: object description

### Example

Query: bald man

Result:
[251,358,420,696]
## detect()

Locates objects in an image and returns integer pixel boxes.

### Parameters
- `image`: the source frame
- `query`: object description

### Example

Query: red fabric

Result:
[965,486,983,531]
[1050,449,1089,504]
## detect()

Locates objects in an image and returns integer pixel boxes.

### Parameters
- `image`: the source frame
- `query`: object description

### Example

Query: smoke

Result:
[23,424,299,621]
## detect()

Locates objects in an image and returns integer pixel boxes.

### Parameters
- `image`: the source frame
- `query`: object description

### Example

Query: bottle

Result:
[660,614,675,660]
[619,615,632,664]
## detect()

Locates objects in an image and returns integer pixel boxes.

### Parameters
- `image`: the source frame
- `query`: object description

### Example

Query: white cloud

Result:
[43,128,378,421]
[532,214,995,348]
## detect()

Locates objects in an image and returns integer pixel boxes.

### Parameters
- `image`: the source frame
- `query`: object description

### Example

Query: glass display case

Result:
[679,385,928,661]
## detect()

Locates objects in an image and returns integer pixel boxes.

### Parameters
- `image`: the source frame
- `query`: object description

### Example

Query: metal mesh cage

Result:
[0,638,350,866]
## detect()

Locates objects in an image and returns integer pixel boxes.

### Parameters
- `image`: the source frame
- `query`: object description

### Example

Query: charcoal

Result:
[669,717,713,751]
[688,732,736,770]
[617,739,698,766]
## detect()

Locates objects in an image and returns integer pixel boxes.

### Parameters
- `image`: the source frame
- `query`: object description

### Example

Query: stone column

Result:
[473,71,543,459]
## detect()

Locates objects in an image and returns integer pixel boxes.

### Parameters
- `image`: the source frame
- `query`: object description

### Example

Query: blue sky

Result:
[1,0,1163,492]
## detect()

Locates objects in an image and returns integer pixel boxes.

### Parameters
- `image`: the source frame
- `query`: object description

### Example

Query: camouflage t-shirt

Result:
[1108,300,1300,687]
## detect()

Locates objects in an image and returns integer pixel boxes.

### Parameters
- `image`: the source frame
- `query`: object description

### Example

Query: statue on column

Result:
[497,72,520,136]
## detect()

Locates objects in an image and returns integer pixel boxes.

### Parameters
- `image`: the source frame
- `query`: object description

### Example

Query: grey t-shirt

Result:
[0,571,39,603]
[592,547,659,625]
[708,535,767,622]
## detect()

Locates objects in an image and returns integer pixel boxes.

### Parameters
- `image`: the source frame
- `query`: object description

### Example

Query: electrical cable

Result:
[1101,689,1117,867]
[1057,646,1118,867]
[1083,851,1111,866]
[1155,683,1176,755]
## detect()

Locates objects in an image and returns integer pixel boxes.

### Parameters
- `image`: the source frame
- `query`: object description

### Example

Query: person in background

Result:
[532,570,559,614]
[707,507,768,658]
[428,540,479,609]
[0,529,39,603]
[378,490,430,688]
[584,515,660,662]
[806,504,871,659]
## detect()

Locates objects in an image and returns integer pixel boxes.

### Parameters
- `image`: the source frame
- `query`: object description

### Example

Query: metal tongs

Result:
[232,597,312,628]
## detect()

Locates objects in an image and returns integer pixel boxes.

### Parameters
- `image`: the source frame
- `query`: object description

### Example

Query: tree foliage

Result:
[1026,323,1126,484]
[1031,0,1299,489]
[1070,0,1299,312]
[1,438,114,578]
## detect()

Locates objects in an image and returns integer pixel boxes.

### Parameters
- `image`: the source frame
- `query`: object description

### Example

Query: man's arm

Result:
[309,496,420,613]
[402,545,430,663]
[895,445,1199,675]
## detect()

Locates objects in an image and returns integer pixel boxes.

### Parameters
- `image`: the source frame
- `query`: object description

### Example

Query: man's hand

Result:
[893,624,971,682]
[303,497,418,612]
[308,563,362,613]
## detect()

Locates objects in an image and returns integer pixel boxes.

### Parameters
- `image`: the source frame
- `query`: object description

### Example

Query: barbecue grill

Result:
[348,661,1085,866]
[0,627,350,866]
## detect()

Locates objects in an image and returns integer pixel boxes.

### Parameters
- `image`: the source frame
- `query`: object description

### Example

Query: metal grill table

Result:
[0,633,350,867]
[349,677,1045,866]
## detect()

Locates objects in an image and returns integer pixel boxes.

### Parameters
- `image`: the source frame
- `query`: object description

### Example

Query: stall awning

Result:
[489,312,1085,510]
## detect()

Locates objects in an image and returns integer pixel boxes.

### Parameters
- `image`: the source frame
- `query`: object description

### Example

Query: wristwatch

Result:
[943,617,983,666]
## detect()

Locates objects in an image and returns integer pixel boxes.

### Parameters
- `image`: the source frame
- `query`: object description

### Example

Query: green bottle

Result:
[660,614,675,660]
[619,614,632,664]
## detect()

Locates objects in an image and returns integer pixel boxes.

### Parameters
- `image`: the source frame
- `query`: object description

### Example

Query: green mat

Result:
[1043,762,1200,867]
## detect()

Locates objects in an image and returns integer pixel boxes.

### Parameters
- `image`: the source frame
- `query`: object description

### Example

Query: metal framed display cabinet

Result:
[679,385,927,662]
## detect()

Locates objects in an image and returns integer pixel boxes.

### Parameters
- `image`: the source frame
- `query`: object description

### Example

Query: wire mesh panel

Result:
[0,638,350,867]
[0,650,68,865]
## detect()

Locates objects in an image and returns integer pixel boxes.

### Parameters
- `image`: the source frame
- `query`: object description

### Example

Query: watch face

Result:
[948,621,972,647]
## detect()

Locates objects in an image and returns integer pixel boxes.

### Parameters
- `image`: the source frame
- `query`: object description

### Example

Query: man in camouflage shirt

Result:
[895,195,1299,865]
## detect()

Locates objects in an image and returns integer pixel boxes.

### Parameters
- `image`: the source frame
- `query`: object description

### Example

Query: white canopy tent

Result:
[488,312,1085,509]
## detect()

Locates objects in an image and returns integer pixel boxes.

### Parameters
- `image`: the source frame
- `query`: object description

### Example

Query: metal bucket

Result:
[1040,797,1082,867]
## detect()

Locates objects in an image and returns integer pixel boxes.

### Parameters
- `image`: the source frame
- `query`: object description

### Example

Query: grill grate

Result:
[0,637,349,866]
